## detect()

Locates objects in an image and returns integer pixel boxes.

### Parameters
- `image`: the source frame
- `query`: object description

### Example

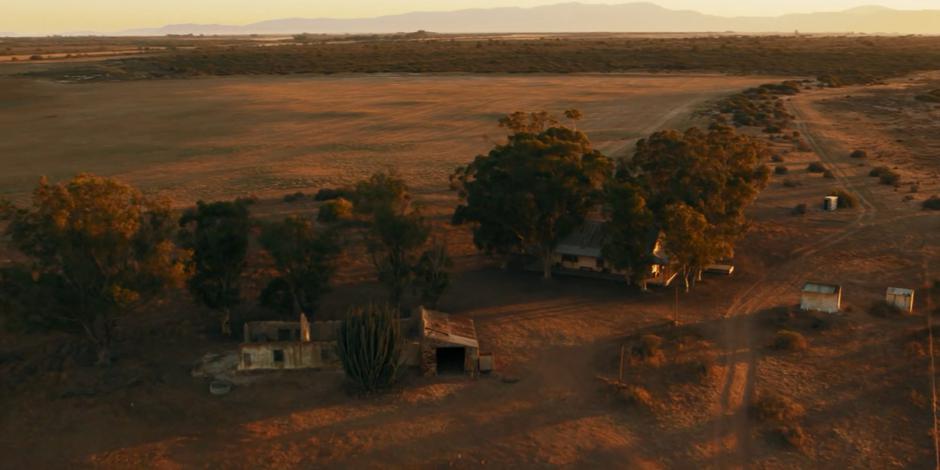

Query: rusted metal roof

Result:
[420,307,479,348]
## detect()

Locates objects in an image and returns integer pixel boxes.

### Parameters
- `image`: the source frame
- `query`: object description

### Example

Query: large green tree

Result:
[368,207,430,307]
[178,200,251,336]
[0,175,187,365]
[628,125,769,288]
[259,216,339,318]
[452,114,613,278]
[601,180,655,289]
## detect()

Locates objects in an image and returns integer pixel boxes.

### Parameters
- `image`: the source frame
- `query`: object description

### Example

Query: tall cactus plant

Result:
[336,304,402,392]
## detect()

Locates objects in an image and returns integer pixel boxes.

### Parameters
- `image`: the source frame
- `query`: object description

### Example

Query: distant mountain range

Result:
[30,2,940,36]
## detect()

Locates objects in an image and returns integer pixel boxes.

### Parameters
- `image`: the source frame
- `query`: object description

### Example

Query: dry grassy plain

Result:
[0,73,774,205]
[2,71,940,469]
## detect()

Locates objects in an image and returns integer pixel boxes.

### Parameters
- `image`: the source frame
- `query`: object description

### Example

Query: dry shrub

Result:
[828,189,857,208]
[632,334,665,365]
[619,384,655,409]
[772,330,808,351]
[768,425,808,450]
[792,203,807,215]
[923,196,940,211]
[869,300,904,318]
[879,170,901,186]
[771,154,785,163]
[783,178,801,188]
[850,149,868,159]
[869,166,890,177]
[774,165,789,175]
[750,392,805,423]
[823,170,835,179]
[806,162,826,173]
[796,140,812,152]
[318,197,354,223]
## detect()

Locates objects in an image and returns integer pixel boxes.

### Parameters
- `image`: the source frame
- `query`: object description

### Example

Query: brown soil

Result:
[1,72,939,469]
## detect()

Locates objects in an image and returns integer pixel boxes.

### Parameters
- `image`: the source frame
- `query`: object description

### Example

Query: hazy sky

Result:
[6,0,940,34]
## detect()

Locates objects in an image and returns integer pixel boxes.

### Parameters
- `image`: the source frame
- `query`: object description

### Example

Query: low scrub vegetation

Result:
[869,166,901,185]
[317,198,353,223]
[792,203,808,215]
[915,89,940,103]
[806,162,826,173]
[850,149,868,159]
[25,35,940,83]
[750,391,806,424]
[775,165,789,175]
[828,189,857,209]
[922,196,940,210]
[772,330,808,351]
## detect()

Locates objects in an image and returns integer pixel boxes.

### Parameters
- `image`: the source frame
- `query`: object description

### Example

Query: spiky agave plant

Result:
[336,303,402,393]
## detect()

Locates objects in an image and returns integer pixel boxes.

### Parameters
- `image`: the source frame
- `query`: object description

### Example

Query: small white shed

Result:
[800,282,842,313]
[886,287,915,313]
[824,196,839,211]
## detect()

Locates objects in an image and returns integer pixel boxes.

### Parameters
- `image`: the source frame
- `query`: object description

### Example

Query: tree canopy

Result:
[259,216,339,318]
[452,115,613,278]
[627,125,770,288]
[0,174,187,364]
[178,199,251,335]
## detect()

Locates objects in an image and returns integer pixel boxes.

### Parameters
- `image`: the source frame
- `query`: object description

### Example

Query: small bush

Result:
[869,166,890,177]
[317,197,353,223]
[283,191,305,203]
[29,54,43,60]
[879,170,901,186]
[850,150,868,159]
[769,425,808,450]
[828,189,857,208]
[796,140,812,152]
[632,334,664,364]
[868,300,904,318]
[775,165,789,175]
[806,162,826,173]
[823,170,835,179]
[783,179,801,188]
[314,187,354,201]
[792,203,807,215]
[619,384,654,409]
[923,196,940,210]
[771,154,784,163]
[772,330,808,351]
[750,392,805,423]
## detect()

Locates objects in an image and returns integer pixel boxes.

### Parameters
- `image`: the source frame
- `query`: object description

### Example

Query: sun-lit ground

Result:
[1,72,940,468]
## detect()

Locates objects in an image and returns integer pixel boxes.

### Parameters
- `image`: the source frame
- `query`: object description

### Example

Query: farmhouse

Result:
[238,308,478,375]
[800,282,842,313]
[553,220,675,289]
[238,314,343,371]
[886,287,915,313]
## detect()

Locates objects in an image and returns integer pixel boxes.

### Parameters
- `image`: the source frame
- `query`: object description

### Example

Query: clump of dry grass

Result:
[750,391,805,423]
[619,384,655,409]
[631,334,665,365]
[806,162,826,173]
[768,425,808,450]
[772,330,808,351]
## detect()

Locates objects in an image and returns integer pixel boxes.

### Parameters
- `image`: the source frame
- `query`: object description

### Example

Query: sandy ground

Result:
[0,73,776,205]
[1,72,939,469]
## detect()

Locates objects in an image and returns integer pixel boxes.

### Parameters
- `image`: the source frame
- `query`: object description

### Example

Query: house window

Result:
[561,254,578,263]
[242,353,252,367]
[273,349,285,363]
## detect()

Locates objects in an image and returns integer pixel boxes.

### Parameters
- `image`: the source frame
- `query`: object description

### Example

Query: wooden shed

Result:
[886,287,915,313]
[800,282,842,313]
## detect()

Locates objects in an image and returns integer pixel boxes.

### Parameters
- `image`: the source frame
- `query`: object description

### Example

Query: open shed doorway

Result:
[436,347,466,375]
